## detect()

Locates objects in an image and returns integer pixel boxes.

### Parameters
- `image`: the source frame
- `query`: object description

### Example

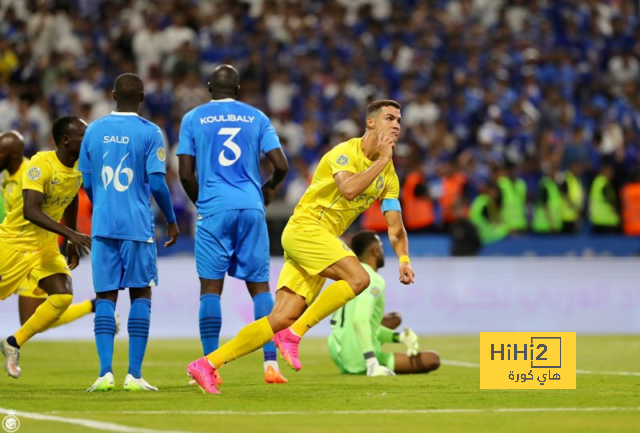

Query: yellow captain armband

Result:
[399,255,410,264]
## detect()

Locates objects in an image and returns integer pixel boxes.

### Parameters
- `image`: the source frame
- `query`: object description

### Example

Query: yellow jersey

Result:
[288,137,399,236]
[0,151,81,251]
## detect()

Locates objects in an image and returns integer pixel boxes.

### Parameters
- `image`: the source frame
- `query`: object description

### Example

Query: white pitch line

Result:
[0,408,197,433]
[442,360,640,376]
[44,407,640,416]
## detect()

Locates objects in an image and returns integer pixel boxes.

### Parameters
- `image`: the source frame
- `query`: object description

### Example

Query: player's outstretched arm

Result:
[262,148,289,206]
[22,189,91,254]
[178,154,198,205]
[149,173,179,247]
[384,210,414,285]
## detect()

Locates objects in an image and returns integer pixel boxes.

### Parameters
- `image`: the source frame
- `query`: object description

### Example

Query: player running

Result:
[328,231,440,376]
[79,73,179,392]
[178,64,289,384]
[187,99,414,394]
[0,118,92,379]
[0,131,115,337]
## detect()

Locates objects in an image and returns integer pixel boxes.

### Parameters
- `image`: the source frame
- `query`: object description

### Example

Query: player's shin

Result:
[14,294,73,346]
[199,294,221,355]
[290,280,355,338]
[128,298,151,379]
[206,317,274,369]
[94,299,117,376]
[253,292,278,364]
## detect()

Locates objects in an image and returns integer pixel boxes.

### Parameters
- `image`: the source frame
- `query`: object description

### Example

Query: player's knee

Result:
[50,293,73,310]
[383,312,402,329]
[348,270,370,295]
[424,351,441,372]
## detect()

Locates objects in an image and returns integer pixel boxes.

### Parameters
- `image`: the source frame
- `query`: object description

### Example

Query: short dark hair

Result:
[350,230,379,257]
[210,64,240,94]
[52,116,82,146]
[114,73,144,105]
[366,99,401,118]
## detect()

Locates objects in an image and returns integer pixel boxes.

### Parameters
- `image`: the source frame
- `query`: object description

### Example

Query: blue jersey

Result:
[78,112,167,242]
[177,99,281,217]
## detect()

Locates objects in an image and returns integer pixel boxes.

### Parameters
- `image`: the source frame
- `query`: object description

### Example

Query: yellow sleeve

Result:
[327,146,358,176]
[22,159,50,193]
[381,166,400,200]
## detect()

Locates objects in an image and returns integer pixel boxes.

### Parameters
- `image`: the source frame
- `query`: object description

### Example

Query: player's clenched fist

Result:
[398,262,414,285]
[377,132,395,160]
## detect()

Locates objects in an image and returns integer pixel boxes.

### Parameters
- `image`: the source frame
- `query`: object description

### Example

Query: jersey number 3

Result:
[218,128,242,166]
[102,153,134,192]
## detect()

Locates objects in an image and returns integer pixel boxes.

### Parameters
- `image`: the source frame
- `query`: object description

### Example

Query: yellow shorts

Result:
[0,243,70,300]
[277,225,355,305]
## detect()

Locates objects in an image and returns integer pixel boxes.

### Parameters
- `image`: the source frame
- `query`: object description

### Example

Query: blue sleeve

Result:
[259,113,281,154]
[149,173,176,224]
[177,111,196,156]
[82,172,93,203]
[381,198,402,213]
[146,126,167,175]
[78,130,91,174]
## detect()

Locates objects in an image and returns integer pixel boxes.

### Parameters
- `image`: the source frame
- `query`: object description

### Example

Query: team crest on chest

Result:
[337,155,349,166]
[28,166,41,180]
[376,175,384,190]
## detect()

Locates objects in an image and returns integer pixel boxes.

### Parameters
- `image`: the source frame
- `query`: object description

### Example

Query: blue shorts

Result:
[195,209,269,282]
[92,236,158,292]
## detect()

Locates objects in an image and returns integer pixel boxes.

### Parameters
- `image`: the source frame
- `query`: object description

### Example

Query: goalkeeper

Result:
[328,231,440,376]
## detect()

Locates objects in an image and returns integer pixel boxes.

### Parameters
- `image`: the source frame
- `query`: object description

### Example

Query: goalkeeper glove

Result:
[399,327,419,356]
[365,352,396,377]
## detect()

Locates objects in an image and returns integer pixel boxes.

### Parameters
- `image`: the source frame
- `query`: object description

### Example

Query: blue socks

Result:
[253,292,277,362]
[94,299,116,377]
[199,294,222,355]
[127,298,151,379]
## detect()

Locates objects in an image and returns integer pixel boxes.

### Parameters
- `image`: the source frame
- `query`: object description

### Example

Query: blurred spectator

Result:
[589,163,621,234]
[469,181,509,244]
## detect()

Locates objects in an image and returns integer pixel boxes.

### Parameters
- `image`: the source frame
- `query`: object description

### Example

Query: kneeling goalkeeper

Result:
[328,231,440,376]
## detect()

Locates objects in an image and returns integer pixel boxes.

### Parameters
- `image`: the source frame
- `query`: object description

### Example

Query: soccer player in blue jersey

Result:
[79,73,180,392]
[178,65,289,385]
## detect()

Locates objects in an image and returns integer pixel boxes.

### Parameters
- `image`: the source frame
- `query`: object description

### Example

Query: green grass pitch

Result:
[1,336,638,433]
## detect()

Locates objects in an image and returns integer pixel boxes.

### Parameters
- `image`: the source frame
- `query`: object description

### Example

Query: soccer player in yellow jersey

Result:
[0,131,105,339]
[0,118,92,379]
[187,99,415,394]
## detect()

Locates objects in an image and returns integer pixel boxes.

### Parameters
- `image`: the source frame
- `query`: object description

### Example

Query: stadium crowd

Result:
[2,0,640,241]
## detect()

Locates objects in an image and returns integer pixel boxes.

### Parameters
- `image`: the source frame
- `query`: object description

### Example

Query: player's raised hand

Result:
[377,132,395,160]
[66,243,81,270]
[164,221,180,248]
[399,327,419,357]
[69,231,92,255]
[399,262,414,285]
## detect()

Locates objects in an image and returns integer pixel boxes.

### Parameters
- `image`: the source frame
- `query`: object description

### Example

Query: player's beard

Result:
[377,254,385,269]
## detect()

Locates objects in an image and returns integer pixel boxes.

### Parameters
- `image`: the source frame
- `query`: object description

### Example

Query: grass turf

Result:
[1,336,638,433]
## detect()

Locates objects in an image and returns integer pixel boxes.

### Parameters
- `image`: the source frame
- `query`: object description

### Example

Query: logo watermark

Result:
[2,410,19,432]
[480,332,576,389]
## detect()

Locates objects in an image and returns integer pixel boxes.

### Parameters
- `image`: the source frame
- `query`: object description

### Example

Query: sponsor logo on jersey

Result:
[376,175,384,190]
[28,167,41,180]
[103,136,130,144]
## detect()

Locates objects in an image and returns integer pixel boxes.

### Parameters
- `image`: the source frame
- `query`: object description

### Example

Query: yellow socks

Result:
[50,299,93,328]
[291,280,355,337]
[206,317,274,369]
[14,294,73,346]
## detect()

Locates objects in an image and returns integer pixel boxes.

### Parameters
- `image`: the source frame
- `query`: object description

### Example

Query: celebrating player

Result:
[328,231,440,376]
[0,119,92,379]
[79,73,179,392]
[187,99,414,394]
[0,131,109,337]
[178,64,289,384]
